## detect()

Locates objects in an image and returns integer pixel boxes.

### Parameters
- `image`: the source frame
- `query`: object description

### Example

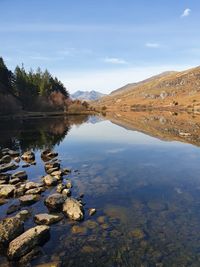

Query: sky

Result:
[0,0,199,94]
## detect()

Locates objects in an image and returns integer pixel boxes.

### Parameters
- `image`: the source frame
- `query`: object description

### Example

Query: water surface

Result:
[1,114,200,266]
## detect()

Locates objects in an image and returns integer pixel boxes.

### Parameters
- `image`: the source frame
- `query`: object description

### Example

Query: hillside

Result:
[96,66,200,112]
[71,90,106,101]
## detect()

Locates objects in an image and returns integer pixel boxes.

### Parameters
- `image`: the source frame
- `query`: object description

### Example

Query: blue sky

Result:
[0,0,199,93]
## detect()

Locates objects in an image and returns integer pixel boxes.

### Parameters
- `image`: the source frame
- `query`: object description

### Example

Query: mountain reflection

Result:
[106,111,200,147]
[0,115,89,151]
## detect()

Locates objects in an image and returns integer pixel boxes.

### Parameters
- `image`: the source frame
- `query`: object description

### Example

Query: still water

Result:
[1,115,200,266]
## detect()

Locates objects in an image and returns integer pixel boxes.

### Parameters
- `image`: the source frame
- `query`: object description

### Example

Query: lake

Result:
[1,113,200,267]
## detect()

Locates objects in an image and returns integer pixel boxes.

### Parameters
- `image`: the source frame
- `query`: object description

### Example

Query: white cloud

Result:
[181,8,191,18]
[103,57,128,64]
[145,43,160,48]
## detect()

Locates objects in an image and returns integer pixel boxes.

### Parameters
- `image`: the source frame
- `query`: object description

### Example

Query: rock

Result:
[0,173,10,183]
[15,186,26,197]
[0,185,15,198]
[14,157,20,163]
[43,175,58,186]
[66,181,72,189]
[9,177,20,185]
[63,198,84,221]
[44,162,60,173]
[34,213,63,225]
[0,216,24,245]
[22,164,30,168]
[51,170,63,180]
[71,225,87,234]
[0,155,11,164]
[21,151,35,162]
[18,246,42,266]
[19,194,40,205]
[41,149,58,161]
[7,225,50,259]
[45,193,64,210]
[12,171,27,180]
[62,188,71,197]
[46,167,60,174]
[7,204,21,215]
[16,210,30,221]
[0,162,18,173]
[25,181,43,190]
[6,150,20,157]
[56,184,65,193]
[0,198,8,205]
[62,168,71,174]
[97,216,106,224]
[88,208,96,216]
[25,187,44,195]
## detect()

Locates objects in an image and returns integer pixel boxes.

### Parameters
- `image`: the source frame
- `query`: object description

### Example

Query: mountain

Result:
[71,90,106,101]
[95,66,200,112]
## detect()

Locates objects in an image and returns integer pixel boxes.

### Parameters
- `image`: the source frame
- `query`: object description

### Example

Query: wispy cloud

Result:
[145,43,160,48]
[103,57,128,64]
[29,55,64,61]
[181,8,191,18]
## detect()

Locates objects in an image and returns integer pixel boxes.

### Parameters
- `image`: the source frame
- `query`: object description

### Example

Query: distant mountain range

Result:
[71,90,106,101]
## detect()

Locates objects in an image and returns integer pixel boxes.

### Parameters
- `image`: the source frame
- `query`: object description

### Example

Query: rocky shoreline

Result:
[0,148,96,265]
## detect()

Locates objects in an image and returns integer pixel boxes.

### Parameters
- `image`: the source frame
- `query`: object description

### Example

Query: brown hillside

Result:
[96,66,200,112]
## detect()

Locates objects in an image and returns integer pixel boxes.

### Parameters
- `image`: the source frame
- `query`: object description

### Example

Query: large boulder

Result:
[0,185,15,198]
[44,193,64,210]
[63,198,84,221]
[0,216,24,245]
[7,225,50,259]
[34,213,63,225]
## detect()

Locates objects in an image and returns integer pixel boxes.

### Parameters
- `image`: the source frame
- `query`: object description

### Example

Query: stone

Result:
[0,216,24,245]
[88,208,96,216]
[14,157,20,163]
[66,181,72,189]
[0,155,11,164]
[63,198,84,221]
[7,204,21,215]
[18,246,42,266]
[7,225,50,259]
[0,185,15,198]
[12,171,27,180]
[62,168,71,174]
[25,187,44,195]
[0,173,10,181]
[44,193,65,210]
[25,181,43,190]
[71,225,87,234]
[34,213,63,225]
[16,210,30,221]
[41,149,58,161]
[0,162,18,173]
[19,194,40,205]
[21,151,35,162]
[51,170,63,180]
[43,175,58,186]
[62,188,71,197]
[44,162,60,173]
[7,150,20,157]
[9,177,20,185]
[56,184,65,193]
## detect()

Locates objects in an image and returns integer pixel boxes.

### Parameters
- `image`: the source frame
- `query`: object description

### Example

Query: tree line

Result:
[0,56,70,114]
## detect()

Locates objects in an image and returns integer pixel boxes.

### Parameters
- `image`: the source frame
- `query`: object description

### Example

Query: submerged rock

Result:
[7,225,50,259]
[0,185,15,198]
[25,187,44,195]
[34,213,63,225]
[7,204,21,215]
[63,198,84,221]
[19,194,40,205]
[44,193,65,210]
[0,216,24,245]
